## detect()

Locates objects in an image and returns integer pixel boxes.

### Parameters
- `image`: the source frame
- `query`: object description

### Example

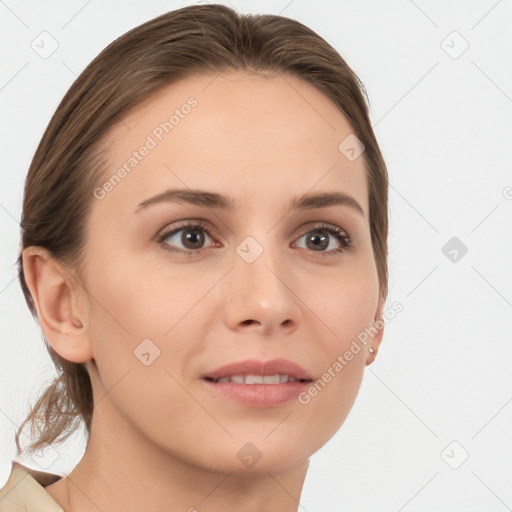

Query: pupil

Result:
[183,229,204,249]
[307,231,328,251]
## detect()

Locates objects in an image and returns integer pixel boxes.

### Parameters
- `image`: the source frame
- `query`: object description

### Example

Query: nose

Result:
[223,243,302,336]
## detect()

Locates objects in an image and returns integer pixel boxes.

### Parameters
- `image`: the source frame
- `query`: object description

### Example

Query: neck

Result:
[59,400,310,512]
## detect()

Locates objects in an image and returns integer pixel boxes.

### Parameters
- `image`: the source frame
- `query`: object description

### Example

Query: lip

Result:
[201,358,314,408]
[202,358,313,381]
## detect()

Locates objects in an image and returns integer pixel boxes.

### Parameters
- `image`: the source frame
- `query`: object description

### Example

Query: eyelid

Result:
[156,219,219,246]
[295,221,349,239]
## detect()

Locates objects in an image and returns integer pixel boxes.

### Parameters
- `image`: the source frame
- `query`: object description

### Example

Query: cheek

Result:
[307,254,380,351]
[83,263,204,439]
[86,250,192,335]
[83,255,220,385]
[293,257,379,432]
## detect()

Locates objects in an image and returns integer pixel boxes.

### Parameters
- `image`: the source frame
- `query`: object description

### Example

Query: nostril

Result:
[241,319,258,326]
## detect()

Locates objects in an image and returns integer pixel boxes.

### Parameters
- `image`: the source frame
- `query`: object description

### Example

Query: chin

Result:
[184,428,322,476]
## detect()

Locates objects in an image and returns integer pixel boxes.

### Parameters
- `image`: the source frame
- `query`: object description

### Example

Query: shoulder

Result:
[0,461,64,512]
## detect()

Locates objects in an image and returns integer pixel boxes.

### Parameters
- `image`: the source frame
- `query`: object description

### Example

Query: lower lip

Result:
[202,379,311,407]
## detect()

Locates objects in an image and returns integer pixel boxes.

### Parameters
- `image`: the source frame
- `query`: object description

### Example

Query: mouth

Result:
[201,359,314,407]
[204,374,312,384]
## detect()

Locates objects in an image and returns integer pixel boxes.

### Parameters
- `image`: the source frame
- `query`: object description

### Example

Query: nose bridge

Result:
[225,231,302,332]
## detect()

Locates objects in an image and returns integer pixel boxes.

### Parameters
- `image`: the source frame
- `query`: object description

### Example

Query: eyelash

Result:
[156,220,352,257]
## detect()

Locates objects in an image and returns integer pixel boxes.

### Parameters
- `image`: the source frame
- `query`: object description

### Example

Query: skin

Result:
[23,70,384,512]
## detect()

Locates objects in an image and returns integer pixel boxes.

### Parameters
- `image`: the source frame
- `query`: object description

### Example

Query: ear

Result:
[365,289,386,366]
[22,246,93,364]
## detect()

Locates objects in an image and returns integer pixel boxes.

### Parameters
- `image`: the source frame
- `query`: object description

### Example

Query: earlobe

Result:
[22,246,93,363]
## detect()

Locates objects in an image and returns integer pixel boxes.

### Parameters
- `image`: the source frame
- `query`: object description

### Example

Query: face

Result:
[79,70,383,474]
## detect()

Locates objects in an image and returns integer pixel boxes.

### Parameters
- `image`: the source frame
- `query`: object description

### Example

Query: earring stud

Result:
[369,347,375,355]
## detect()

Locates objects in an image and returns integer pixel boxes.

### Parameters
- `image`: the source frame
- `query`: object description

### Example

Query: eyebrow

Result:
[135,188,365,216]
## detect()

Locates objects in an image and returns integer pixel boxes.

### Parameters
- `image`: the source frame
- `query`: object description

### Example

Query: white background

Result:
[1,1,511,510]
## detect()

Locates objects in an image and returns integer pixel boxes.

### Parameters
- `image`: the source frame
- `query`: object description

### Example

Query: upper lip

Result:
[202,358,313,381]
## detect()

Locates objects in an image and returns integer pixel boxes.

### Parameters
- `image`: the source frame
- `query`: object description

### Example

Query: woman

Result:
[0,3,388,511]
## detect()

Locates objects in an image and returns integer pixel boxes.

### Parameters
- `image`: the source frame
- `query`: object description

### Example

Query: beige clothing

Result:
[0,461,64,511]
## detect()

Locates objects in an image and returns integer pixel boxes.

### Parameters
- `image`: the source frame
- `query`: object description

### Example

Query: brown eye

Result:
[304,230,330,251]
[294,224,351,255]
[179,228,206,249]
[159,222,216,253]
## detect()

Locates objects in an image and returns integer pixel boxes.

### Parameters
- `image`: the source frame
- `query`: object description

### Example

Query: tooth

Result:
[245,375,264,384]
[213,374,299,384]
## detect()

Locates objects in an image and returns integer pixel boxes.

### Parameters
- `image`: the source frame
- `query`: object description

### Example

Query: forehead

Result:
[98,70,368,214]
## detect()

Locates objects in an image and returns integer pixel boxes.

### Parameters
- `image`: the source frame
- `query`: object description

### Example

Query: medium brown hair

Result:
[15,3,388,456]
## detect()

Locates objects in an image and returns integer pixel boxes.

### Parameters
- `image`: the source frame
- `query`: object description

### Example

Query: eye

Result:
[156,220,352,257]
[294,223,352,256]
[157,221,218,254]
